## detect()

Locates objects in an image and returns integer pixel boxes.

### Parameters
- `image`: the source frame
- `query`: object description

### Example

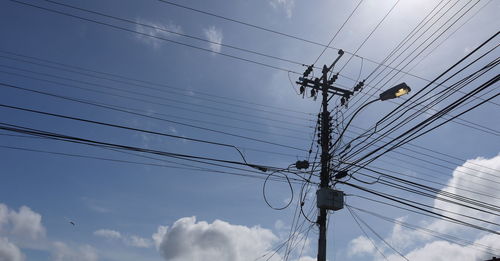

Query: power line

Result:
[312,0,364,65]
[342,37,499,167]
[0,122,311,178]
[348,194,500,228]
[0,62,313,127]
[346,204,500,256]
[0,144,300,184]
[346,205,389,261]
[0,68,311,141]
[340,181,500,235]
[154,0,445,87]
[347,205,409,261]
[0,81,309,152]
[8,0,302,74]
[42,0,311,69]
[0,49,311,115]
[337,0,402,73]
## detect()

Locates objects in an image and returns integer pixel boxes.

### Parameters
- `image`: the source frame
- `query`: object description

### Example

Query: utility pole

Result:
[296,50,353,261]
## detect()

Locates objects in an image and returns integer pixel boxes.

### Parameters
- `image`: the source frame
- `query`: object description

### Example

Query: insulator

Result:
[299,85,305,94]
[303,65,313,77]
[341,97,346,106]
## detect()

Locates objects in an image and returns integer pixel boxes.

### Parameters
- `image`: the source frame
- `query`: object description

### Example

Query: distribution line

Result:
[351,0,482,113]
[154,0,444,86]
[346,206,389,261]
[351,75,499,173]
[347,204,499,256]
[0,82,309,152]
[0,49,311,115]
[42,0,309,68]
[340,181,500,235]
[341,34,500,165]
[0,103,296,164]
[312,0,364,65]
[347,205,409,260]
[363,0,452,81]
[0,54,312,120]
[352,171,500,215]
[0,122,308,176]
[8,0,302,74]
[0,69,311,138]
[348,194,499,228]
[0,63,313,125]
[337,0,402,73]
[344,0,486,121]
[0,144,300,184]
[391,0,496,96]
[348,124,500,173]
[1,132,316,183]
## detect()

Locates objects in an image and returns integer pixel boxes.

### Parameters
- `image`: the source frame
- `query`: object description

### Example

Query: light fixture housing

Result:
[379,82,411,101]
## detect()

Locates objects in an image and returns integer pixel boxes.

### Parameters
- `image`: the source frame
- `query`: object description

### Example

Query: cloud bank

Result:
[347,154,500,261]
[153,216,279,261]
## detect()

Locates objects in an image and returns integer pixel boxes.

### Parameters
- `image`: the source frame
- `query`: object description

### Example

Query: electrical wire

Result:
[313,0,364,65]
[8,0,302,74]
[347,205,409,260]
[0,82,309,152]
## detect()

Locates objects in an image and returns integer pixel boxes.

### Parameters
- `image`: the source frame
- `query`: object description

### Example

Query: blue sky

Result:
[0,0,499,260]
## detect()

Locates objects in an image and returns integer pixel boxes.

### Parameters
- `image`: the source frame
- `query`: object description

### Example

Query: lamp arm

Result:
[330,98,380,150]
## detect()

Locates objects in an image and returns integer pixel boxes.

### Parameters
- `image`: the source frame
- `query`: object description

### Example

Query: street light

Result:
[330,82,412,150]
[379,82,411,101]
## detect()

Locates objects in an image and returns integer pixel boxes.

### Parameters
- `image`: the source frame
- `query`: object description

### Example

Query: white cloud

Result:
[93,229,121,240]
[347,154,500,261]
[269,0,295,18]
[0,204,46,249]
[296,257,316,261]
[153,216,279,261]
[0,202,100,260]
[430,154,500,234]
[124,236,153,248]
[386,232,500,261]
[94,229,152,248]
[52,242,98,261]
[0,204,8,232]
[203,26,223,53]
[135,19,183,49]
[81,197,111,214]
[0,237,24,261]
[8,206,46,241]
[347,236,375,257]
[152,225,167,250]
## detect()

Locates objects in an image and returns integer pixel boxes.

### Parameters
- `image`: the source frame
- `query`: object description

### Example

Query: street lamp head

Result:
[379,82,411,101]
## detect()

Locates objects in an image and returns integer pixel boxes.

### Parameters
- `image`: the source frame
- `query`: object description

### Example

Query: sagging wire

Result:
[348,205,410,261]
[288,70,301,95]
[263,167,295,210]
[346,205,389,261]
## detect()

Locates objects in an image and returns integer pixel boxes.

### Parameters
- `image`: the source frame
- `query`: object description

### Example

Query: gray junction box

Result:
[316,188,344,211]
